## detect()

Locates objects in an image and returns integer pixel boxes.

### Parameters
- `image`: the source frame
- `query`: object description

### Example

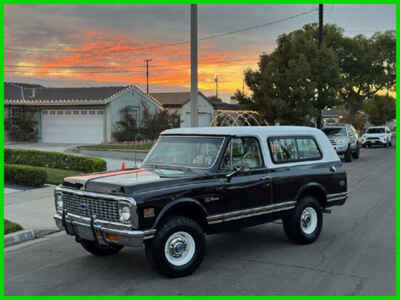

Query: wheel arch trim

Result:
[295,182,328,206]
[153,198,208,228]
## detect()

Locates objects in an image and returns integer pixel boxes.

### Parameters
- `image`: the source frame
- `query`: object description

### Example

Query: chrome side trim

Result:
[327,192,348,199]
[55,187,136,206]
[207,201,296,225]
[327,196,347,202]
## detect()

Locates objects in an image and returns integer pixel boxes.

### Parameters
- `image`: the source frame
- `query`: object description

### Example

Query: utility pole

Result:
[318,4,323,49]
[145,58,152,95]
[214,75,218,98]
[317,4,324,128]
[190,4,198,127]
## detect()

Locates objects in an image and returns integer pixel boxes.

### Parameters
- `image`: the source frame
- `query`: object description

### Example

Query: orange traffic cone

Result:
[121,161,126,170]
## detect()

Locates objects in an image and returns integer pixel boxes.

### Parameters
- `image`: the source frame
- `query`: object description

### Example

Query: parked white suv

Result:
[360,126,392,148]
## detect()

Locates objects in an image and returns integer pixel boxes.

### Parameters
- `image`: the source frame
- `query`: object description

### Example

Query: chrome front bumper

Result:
[54,213,156,247]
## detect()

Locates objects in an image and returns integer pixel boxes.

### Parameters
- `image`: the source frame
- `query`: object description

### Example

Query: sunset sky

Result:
[4,5,396,101]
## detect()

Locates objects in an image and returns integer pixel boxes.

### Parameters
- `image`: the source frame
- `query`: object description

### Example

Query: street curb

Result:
[5,229,36,247]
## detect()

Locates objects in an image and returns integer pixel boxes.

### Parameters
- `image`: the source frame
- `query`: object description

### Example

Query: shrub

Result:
[5,108,39,142]
[5,164,47,187]
[5,148,106,172]
[5,219,23,235]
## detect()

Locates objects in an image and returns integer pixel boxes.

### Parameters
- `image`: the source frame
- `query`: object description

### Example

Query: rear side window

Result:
[268,136,322,164]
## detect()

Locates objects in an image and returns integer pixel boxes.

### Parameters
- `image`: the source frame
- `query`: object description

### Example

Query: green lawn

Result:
[42,167,83,185]
[5,219,23,235]
[78,143,154,151]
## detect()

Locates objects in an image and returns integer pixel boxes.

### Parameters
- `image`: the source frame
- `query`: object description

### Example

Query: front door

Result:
[219,137,272,212]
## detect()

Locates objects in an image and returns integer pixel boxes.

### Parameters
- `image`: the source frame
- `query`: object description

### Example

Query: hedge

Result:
[5,219,23,235]
[5,164,47,187]
[5,148,106,172]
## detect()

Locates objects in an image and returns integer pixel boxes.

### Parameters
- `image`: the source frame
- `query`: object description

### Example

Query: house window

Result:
[50,111,56,115]
[65,110,71,115]
[42,110,48,115]
[73,110,80,115]
[89,110,96,115]
[81,110,87,115]
[57,110,63,115]
[97,110,104,115]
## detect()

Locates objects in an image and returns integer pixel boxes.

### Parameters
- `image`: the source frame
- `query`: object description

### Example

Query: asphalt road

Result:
[5,145,395,296]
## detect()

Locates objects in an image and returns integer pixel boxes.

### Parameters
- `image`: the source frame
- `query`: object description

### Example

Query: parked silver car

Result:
[322,124,360,162]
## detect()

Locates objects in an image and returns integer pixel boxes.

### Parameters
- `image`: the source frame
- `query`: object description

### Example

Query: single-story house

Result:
[4,82,162,144]
[150,91,242,127]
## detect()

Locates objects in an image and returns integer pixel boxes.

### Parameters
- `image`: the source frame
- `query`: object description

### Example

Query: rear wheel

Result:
[79,239,123,256]
[145,216,206,277]
[283,196,323,244]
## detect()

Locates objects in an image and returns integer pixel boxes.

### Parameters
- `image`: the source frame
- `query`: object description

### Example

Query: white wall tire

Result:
[145,216,205,277]
[283,196,323,244]
[164,231,196,267]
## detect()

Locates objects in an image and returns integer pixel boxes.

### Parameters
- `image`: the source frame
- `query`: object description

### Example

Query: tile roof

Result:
[150,92,192,107]
[5,82,127,101]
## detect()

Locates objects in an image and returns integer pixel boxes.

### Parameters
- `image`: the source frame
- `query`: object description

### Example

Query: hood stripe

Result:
[64,169,147,186]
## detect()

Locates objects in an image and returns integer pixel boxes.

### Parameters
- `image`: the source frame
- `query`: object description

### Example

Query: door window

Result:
[220,137,263,170]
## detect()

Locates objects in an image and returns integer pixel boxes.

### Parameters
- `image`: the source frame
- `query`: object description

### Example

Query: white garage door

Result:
[42,109,104,143]
[185,112,211,127]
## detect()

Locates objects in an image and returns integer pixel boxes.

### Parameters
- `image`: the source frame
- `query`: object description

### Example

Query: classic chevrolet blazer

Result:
[54,126,348,277]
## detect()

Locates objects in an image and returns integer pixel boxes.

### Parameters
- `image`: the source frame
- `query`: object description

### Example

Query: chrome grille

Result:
[328,139,337,146]
[367,137,379,140]
[63,192,120,222]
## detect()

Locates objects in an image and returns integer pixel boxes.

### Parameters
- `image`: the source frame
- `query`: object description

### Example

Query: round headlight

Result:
[119,206,131,223]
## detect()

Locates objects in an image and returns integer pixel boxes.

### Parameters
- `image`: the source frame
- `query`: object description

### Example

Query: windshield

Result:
[366,128,385,134]
[144,136,224,169]
[322,127,347,136]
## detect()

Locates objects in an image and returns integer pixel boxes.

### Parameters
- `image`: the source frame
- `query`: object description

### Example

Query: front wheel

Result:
[145,216,206,277]
[282,196,323,244]
[352,144,360,159]
[79,239,123,256]
[344,145,353,162]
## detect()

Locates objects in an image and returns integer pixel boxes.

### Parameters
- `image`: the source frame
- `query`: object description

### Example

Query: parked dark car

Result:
[54,126,348,277]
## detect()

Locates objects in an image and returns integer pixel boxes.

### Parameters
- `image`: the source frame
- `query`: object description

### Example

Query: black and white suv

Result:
[360,126,392,148]
[322,124,360,162]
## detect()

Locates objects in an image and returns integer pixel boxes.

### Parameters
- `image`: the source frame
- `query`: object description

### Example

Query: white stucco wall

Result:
[180,94,214,127]
[108,87,161,142]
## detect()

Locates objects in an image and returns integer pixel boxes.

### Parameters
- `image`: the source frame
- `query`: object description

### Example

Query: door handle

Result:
[330,166,336,173]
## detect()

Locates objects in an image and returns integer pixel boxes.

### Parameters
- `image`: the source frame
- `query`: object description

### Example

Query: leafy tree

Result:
[5,108,39,142]
[318,25,396,122]
[363,94,396,126]
[235,23,341,126]
[112,106,139,142]
[234,24,395,126]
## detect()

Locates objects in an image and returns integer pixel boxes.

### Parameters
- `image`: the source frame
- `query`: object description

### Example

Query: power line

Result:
[5,8,317,55]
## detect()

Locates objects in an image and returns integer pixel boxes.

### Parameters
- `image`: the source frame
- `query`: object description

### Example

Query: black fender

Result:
[295,182,327,207]
[152,197,208,229]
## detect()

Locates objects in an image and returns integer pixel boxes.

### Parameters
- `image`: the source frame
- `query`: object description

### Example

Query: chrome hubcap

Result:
[164,231,195,266]
[168,237,187,258]
[300,207,318,234]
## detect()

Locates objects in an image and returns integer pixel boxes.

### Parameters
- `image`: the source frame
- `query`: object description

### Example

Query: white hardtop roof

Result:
[162,126,321,137]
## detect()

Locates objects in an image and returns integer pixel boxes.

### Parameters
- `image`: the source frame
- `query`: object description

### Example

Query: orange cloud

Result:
[6,30,259,95]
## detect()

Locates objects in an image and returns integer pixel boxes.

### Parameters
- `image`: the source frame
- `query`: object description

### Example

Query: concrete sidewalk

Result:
[5,185,58,232]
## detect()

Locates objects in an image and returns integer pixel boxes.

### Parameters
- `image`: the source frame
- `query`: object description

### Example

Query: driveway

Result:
[5,143,139,171]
